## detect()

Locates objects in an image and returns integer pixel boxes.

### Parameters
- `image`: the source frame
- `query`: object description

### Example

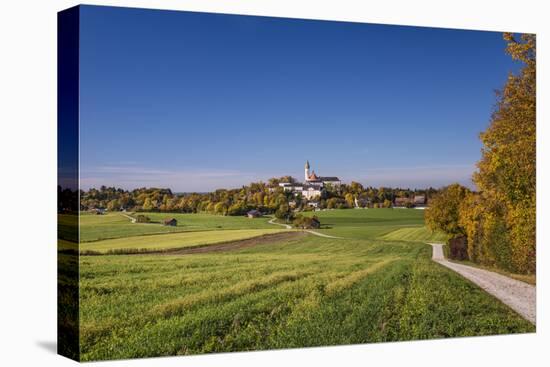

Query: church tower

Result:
[305,160,310,182]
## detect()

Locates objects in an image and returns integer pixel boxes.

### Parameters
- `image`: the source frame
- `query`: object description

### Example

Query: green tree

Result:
[214,202,227,216]
[344,193,355,208]
[142,197,153,211]
[326,198,338,209]
[227,201,248,216]
[349,181,364,194]
[425,184,470,236]
[275,203,293,222]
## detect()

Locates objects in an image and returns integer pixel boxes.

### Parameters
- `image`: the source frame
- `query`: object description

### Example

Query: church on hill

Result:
[279,161,341,200]
[303,160,341,186]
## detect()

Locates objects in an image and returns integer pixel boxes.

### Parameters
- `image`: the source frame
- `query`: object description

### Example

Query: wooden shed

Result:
[163,218,177,226]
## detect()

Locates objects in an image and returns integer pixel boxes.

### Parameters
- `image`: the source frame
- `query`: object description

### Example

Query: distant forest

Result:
[67,179,439,217]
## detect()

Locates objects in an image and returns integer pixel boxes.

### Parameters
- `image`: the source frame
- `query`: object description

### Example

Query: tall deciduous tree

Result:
[471,33,536,273]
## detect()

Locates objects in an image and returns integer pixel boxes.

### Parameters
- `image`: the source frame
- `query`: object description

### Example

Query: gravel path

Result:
[303,230,343,239]
[267,218,292,229]
[429,243,536,325]
[121,213,136,223]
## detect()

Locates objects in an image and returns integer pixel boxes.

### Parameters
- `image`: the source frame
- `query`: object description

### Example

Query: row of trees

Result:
[426,33,536,274]
[80,182,436,217]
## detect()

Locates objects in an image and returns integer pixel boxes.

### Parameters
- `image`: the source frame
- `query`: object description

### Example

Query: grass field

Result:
[302,208,447,242]
[58,239,78,251]
[79,235,533,361]
[77,212,274,242]
[80,228,286,254]
[380,226,449,243]
[73,208,534,361]
[58,214,78,242]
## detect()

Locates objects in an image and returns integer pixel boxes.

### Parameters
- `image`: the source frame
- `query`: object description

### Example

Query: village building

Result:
[393,197,411,207]
[247,209,262,218]
[413,195,426,205]
[279,161,341,200]
[163,218,177,226]
[394,195,427,208]
[307,201,320,208]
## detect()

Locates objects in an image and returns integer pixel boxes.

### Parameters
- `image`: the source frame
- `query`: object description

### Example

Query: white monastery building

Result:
[279,161,341,200]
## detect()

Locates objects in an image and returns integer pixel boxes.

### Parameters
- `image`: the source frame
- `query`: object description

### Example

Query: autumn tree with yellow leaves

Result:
[428,33,535,274]
[469,33,535,274]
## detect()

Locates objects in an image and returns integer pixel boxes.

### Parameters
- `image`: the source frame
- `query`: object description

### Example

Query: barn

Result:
[163,218,177,226]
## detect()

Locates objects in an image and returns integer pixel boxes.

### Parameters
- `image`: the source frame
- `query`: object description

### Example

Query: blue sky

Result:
[79,5,521,192]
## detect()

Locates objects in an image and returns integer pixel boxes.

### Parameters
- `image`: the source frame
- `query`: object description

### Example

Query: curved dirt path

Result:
[121,213,137,223]
[303,230,343,239]
[429,243,536,324]
[268,218,292,229]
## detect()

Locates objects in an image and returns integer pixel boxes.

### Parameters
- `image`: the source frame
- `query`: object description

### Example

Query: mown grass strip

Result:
[324,258,397,296]
[380,226,449,243]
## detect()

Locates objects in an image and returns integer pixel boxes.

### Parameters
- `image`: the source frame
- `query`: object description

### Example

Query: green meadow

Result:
[77,212,274,242]
[74,208,533,361]
[380,226,449,243]
[302,208,448,241]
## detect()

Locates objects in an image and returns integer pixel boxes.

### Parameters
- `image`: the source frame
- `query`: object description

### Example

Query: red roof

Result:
[308,171,320,180]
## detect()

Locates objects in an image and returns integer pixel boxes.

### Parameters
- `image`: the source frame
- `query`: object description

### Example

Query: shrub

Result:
[458,192,484,262]
[227,202,249,216]
[275,203,294,222]
[293,215,321,229]
[459,192,519,272]
[507,203,536,274]
[136,214,151,223]
[481,209,512,270]
[425,184,470,236]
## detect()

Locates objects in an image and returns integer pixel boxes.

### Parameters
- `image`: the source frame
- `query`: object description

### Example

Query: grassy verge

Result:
[442,245,536,285]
